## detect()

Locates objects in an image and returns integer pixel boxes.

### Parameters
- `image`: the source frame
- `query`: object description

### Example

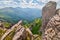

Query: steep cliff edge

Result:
[42,1,60,40]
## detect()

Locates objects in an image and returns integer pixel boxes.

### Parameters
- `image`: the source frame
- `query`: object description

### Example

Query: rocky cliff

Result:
[0,20,38,40]
[42,1,60,40]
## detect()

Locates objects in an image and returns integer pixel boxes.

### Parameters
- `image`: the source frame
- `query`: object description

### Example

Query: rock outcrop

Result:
[42,1,60,40]
[1,20,26,40]
[42,9,60,40]
[42,1,56,32]
[1,20,34,40]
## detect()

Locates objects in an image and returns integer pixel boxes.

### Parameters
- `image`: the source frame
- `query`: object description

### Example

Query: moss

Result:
[0,29,6,38]
[4,30,15,40]
[3,22,11,28]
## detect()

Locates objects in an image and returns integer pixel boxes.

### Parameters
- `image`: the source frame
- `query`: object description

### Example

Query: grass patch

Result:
[0,29,6,39]
[4,30,15,40]
[3,22,11,29]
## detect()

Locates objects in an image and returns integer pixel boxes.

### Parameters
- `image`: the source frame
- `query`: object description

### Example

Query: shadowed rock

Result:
[41,1,58,40]
[42,1,60,40]
[1,20,34,40]
[41,1,57,32]
[42,9,60,40]
[1,20,23,40]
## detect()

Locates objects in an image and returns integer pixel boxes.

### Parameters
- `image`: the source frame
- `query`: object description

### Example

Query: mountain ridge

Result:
[0,7,41,24]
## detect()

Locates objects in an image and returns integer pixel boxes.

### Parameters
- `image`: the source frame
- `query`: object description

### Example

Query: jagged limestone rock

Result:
[13,26,27,40]
[42,9,60,40]
[41,1,60,40]
[1,20,27,40]
[1,20,34,40]
[41,1,56,32]
[42,1,57,40]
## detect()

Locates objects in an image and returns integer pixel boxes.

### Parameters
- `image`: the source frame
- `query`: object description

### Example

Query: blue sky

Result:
[0,0,60,9]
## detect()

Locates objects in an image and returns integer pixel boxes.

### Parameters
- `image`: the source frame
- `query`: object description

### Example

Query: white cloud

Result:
[0,0,59,9]
[0,1,18,8]
[0,0,44,9]
[19,0,44,9]
[18,0,45,9]
[16,0,60,9]
[37,0,60,9]
[37,0,59,3]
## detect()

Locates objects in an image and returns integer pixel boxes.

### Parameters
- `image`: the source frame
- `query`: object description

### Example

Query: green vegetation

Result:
[22,20,30,28]
[0,18,42,40]
[22,18,42,35]
[4,30,15,40]
[23,18,42,40]
[0,29,6,39]
[31,18,42,34]
[3,22,11,28]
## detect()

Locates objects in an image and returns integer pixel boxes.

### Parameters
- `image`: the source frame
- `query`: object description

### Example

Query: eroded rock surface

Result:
[43,13,60,40]
[42,1,60,40]
[41,1,56,32]
[1,20,27,40]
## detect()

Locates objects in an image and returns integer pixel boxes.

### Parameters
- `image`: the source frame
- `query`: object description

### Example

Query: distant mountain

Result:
[0,7,42,24]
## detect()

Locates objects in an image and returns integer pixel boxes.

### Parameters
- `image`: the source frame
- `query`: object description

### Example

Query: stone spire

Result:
[41,1,57,32]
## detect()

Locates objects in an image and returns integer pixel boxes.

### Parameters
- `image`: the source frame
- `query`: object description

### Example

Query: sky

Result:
[0,0,60,9]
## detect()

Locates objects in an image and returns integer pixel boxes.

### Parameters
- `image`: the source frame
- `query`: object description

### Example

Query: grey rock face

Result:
[42,1,60,40]
[42,12,60,40]
[41,1,57,32]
